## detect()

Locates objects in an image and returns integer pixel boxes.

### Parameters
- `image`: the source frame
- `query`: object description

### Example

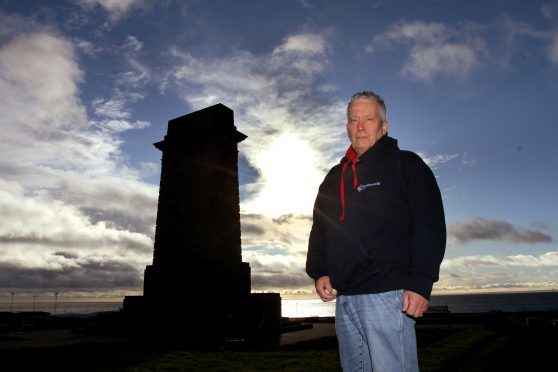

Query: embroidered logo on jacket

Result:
[357,182,381,192]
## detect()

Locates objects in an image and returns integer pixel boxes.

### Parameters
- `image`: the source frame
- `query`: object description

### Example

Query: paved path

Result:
[0,328,126,350]
[280,323,336,345]
[1,324,336,349]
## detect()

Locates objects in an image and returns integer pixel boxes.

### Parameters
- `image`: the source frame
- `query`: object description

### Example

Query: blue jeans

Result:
[335,290,419,372]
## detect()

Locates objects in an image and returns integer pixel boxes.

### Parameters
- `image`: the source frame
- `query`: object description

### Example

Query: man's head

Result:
[346,91,388,156]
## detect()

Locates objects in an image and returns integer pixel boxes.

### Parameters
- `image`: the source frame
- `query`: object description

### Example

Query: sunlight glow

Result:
[244,133,324,217]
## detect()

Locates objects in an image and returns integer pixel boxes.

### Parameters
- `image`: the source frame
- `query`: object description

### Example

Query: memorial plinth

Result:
[124,104,281,342]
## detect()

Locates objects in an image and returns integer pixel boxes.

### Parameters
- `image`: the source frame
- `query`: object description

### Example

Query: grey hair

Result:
[346,91,387,122]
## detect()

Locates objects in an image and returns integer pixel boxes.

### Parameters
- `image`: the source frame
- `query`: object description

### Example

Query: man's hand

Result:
[402,290,429,317]
[315,276,336,302]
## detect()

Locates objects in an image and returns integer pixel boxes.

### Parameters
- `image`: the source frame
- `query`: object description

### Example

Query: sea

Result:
[283,291,558,318]
[1,291,557,318]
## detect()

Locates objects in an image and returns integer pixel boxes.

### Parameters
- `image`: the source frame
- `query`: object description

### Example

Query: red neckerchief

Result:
[339,146,359,221]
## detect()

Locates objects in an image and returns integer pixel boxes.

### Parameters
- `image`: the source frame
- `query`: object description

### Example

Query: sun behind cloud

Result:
[243,133,324,217]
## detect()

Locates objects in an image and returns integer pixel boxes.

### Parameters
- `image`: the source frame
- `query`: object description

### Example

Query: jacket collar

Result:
[341,134,398,165]
[338,135,398,221]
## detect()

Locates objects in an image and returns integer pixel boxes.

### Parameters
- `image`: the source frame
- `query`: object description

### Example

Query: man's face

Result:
[346,99,388,156]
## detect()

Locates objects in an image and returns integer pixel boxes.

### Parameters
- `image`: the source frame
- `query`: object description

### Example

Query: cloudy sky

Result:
[1,0,557,302]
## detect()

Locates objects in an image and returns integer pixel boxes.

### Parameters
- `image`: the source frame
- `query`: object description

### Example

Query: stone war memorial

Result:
[123,104,281,345]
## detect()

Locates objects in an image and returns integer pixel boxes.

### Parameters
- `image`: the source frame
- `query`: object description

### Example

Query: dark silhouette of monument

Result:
[124,104,281,343]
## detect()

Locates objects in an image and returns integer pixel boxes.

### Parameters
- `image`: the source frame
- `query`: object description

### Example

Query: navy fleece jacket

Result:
[306,135,446,300]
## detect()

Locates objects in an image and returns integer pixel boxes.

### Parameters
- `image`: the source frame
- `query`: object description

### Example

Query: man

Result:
[306,91,446,371]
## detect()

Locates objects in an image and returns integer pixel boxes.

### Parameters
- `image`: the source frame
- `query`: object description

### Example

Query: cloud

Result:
[166,31,346,217]
[116,36,150,88]
[0,21,336,293]
[93,96,131,119]
[73,37,104,58]
[252,273,313,288]
[402,43,479,81]
[56,176,157,235]
[269,32,332,77]
[548,30,558,65]
[0,24,341,297]
[368,17,558,80]
[493,16,558,69]
[417,152,458,169]
[0,11,48,42]
[541,4,557,19]
[124,35,143,52]
[163,30,475,295]
[90,94,149,132]
[89,36,151,132]
[241,213,314,292]
[78,0,145,22]
[368,20,486,82]
[442,252,558,269]
[448,218,552,245]
[374,21,448,44]
[435,276,558,293]
[0,177,152,264]
[434,251,558,292]
[0,32,86,132]
[296,0,312,9]
[0,258,143,293]
[272,33,329,56]
[0,18,156,296]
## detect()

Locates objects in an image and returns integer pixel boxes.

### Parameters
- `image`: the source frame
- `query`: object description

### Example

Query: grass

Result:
[2,325,556,371]
[2,344,341,372]
[418,327,499,372]
[104,328,495,371]
[120,350,341,372]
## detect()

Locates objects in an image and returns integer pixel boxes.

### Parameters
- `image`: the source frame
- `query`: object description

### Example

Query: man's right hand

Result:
[315,276,336,302]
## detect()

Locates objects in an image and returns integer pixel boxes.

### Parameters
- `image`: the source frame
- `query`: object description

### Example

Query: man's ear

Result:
[382,121,389,135]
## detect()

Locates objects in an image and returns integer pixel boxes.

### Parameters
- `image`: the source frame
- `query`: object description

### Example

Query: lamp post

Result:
[33,296,37,312]
[54,292,59,315]
[9,292,15,312]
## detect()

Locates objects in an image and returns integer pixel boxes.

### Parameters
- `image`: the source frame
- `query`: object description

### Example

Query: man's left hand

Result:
[402,290,429,318]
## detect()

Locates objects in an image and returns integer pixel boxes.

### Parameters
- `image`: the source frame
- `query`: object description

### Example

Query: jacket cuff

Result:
[407,275,434,301]
[306,265,329,282]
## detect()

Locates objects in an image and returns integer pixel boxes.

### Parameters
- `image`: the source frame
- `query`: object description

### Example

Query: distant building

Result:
[124,104,281,343]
